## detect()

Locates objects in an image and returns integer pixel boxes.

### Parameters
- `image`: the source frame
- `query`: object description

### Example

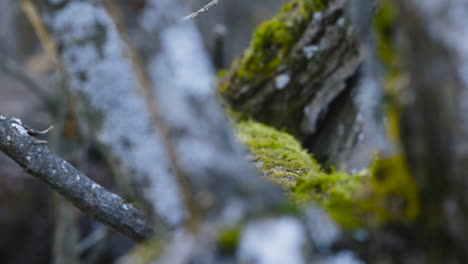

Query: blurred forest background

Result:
[1,0,468,264]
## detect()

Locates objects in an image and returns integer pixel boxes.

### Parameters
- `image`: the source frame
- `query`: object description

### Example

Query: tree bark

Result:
[219,0,386,170]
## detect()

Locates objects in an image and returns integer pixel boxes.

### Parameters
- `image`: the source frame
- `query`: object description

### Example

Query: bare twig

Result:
[0,114,154,241]
[183,0,220,21]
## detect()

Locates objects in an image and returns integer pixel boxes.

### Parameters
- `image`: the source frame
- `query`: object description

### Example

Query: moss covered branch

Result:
[234,119,418,231]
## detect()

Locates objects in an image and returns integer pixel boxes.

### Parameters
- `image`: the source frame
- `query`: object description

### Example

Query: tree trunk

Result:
[396,0,468,262]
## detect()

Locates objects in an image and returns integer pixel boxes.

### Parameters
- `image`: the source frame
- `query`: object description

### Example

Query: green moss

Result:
[235,120,323,189]
[238,20,292,81]
[292,156,420,228]
[234,119,419,229]
[384,102,401,143]
[234,120,367,227]
[365,155,420,223]
[312,0,326,10]
[293,169,369,228]
[217,227,241,254]
[374,0,399,75]
[121,238,163,264]
[217,69,227,78]
[272,200,303,216]
[374,0,408,148]
[220,0,328,95]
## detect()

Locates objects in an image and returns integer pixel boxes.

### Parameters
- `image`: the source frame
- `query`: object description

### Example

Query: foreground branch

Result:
[0,114,153,241]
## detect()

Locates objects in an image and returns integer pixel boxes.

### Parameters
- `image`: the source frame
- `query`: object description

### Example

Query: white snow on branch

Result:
[275,73,291,90]
[11,122,28,135]
[314,251,364,264]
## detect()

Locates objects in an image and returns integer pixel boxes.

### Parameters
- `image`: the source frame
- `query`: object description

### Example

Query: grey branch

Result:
[183,0,220,21]
[0,115,154,241]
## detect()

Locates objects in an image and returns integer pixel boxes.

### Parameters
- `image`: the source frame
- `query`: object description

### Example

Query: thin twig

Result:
[183,0,220,21]
[0,114,154,241]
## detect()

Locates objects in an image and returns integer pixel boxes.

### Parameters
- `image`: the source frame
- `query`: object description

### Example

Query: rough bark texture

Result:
[219,0,385,170]
[396,0,468,262]
[0,114,153,241]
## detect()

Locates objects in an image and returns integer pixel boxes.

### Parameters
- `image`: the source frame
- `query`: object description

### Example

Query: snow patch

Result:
[238,217,306,264]
[315,251,364,264]
[11,118,22,124]
[314,12,323,21]
[337,17,346,27]
[305,207,341,250]
[275,73,290,90]
[11,123,27,135]
[303,45,319,59]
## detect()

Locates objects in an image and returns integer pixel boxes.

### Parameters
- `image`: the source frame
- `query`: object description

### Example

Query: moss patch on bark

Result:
[234,120,419,229]
[219,0,329,95]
